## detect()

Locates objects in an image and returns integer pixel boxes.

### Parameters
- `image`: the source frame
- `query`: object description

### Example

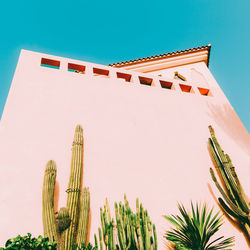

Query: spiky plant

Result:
[95,195,157,250]
[42,125,90,249]
[208,125,250,239]
[164,202,234,250]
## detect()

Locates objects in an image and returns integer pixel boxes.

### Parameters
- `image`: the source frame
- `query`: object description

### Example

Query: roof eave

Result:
[109,44,212,69]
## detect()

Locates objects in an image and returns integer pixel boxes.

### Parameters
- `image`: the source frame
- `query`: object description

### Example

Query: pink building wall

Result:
[0,50,249,249]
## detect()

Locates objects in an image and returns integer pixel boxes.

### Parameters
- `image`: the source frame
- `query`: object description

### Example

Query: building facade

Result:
[0,46,249,248]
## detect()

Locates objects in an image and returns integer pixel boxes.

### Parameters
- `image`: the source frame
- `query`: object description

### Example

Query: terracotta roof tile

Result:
[109,44,211,67]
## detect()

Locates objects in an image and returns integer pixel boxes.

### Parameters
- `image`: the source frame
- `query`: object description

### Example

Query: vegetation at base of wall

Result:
[95,195,157,250]
[208,125,250,239]
[0,233,57,250]
[0,234,97,250]
[42,125,90,249]
[72,242,97,250]
[164,202,235,250]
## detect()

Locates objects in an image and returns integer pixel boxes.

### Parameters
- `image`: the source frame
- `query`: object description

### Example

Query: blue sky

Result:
[0,0,249,131]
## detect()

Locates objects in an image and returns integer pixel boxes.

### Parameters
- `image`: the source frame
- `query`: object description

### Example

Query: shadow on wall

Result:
[206,102,250,154]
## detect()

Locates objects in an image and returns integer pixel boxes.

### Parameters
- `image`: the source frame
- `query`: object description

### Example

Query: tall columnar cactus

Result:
[96,195,157,250]
[42,125,90,249]
[61,125,84,249]
[42,160,58,243]
[208,125,250,239]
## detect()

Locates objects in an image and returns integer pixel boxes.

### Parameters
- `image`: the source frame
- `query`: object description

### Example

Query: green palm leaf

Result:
[164,202,234,250]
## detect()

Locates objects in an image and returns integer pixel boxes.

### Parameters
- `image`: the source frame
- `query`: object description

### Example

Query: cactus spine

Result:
[96,195,157,250]
[42,160,58,243]
[42,125,90,249]
[208,125,250,239]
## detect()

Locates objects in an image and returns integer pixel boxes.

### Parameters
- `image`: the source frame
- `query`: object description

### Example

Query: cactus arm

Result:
[94,234,98,249]
[76,187,90,246]
[61,125,84,249]
[131,222,139,249]
[111,219,116,250]
[219,198,250,238]
[100,208,106,238]
[221,155,249,213]
[42,160,58,243]
[223,158,249,214]
[209,139,236,205]
[208,126,225,161]
[106,198,111,224]
[117,219,126,250]
[226,154,242,189]
[135,213,144,250]
[57,207,71,233]
[210,168,248,219]
[153,224,157,250]
[126,224,131,249]
[98,227,104,250]
[144,215,150,250]
[218,198,247,222]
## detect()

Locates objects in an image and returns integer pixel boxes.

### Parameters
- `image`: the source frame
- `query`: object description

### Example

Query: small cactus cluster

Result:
[95,195,157,250]
[208,125,250,238]
[42,125,90,249]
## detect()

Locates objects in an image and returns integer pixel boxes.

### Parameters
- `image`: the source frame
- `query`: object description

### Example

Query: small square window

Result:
[179,84,194,93]
[198,87,212,96]
[139,76,153,86]
[93,68,109,76]
[41,58,60,69]
[160,80,174,90]
[68,63,85,73]
[117,72,132,82]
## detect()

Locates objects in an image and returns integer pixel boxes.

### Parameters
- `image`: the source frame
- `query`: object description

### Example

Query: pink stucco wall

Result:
[0,50,249,249]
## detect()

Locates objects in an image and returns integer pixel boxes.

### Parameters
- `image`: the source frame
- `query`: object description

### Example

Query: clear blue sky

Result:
[0,0,249,131]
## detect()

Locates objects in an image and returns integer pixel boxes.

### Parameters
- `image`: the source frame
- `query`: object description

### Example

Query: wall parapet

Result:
[40,55,212,97]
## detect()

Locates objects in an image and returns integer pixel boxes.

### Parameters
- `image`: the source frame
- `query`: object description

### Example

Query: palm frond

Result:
[164,202,234,250]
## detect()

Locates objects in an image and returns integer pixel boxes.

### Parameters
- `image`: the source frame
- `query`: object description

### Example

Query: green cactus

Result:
[95,195,157,250]
[57,207,71,233]
[76,187,91,246]
[61,125,84,249]
[208,125,250,239]
[42,160,58,243]
[42,125,90,249]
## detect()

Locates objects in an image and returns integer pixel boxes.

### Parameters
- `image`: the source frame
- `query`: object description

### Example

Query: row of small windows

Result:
[41,58,212,96]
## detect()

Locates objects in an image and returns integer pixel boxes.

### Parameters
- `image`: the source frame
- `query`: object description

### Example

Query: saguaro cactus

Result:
[42,160,58,243]
[96,195,157,250]
[61,125,84,249]
[208,125,250,238]
[42,125,90,249]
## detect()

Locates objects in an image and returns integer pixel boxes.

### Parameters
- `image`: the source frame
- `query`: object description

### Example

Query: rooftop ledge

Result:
[109,45,211,73]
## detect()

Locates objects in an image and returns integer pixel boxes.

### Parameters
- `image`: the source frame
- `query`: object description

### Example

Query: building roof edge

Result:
[109,44,212,68]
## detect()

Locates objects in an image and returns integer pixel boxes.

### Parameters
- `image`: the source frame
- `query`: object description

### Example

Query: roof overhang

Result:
[109,45,211,73]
